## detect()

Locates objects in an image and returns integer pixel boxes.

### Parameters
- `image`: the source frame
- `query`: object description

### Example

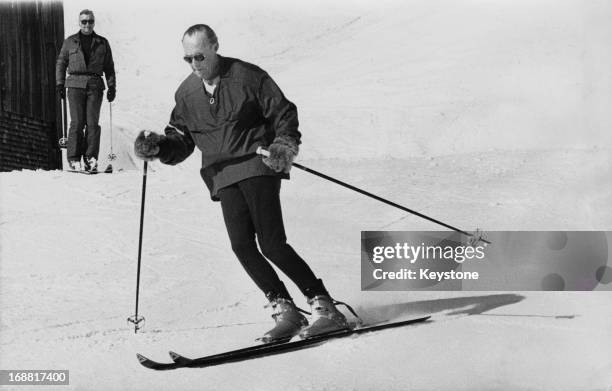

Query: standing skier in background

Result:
[133,24,351,342]
[56,9,116,172]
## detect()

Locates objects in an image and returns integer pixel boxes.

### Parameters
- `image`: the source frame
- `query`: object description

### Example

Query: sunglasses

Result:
[80,19,95,25]
[183,54,206,63]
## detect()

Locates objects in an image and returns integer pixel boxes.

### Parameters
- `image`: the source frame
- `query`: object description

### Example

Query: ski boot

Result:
[68,160,82,171]
[259,297,308,344]
[299,295,351,339]
[85,156,98,173]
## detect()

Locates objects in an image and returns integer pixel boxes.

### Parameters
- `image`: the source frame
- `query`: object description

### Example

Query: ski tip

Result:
[136,353,173,370]
[168,351,180,360]
[169,351,193,365]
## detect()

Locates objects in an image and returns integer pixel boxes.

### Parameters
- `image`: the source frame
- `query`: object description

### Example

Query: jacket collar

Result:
[71,31,101,45]
[218,55,231,79]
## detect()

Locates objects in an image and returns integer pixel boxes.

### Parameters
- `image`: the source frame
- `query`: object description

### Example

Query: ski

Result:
[137,315,431,370]
[65,169,112,175]
[65,170,96,175]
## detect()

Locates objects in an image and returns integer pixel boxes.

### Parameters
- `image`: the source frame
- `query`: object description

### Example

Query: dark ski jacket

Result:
[157,56,301,201]
[56,32,116,90]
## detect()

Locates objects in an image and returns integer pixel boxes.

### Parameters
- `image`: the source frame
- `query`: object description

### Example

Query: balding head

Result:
[182,24,218,47]
[181,24,220,82]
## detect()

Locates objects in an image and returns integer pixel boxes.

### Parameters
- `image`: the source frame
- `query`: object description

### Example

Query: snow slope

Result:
[1,1,612,390]
[1,151,611,390]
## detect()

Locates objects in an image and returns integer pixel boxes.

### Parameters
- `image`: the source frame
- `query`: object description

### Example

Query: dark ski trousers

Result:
[67,78,103,162]
[218,176,326,301]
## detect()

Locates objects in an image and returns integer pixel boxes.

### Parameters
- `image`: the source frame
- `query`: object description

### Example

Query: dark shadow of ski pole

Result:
[356,294,525,323]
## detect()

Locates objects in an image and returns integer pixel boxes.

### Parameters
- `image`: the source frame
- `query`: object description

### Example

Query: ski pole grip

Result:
[256,146,270,157]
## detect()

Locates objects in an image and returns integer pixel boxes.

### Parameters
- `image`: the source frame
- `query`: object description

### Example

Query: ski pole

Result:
[108,102,116,161]
[104,103,116,173]
[59,97,68,148]
[128,161,148,333]
[256,147,489,245]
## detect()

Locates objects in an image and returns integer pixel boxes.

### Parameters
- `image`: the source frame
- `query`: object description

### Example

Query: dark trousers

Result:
[67,79,103,162]
[218,176,326,301]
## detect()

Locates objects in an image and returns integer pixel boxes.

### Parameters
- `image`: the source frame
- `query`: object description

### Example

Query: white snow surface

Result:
[2,1,612,390]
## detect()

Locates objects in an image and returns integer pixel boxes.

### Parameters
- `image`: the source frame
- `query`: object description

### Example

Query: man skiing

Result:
[133,24,350,342]
[56,9,116,172]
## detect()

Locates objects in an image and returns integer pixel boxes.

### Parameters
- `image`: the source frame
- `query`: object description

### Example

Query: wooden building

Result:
[0,1,64,171]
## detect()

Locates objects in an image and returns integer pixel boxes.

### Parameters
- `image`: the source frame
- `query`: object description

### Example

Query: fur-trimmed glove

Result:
[134,130,163,161]
[262,135,299,173]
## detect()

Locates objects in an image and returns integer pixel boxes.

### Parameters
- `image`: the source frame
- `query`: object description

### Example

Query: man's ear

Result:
[213,42,219,52]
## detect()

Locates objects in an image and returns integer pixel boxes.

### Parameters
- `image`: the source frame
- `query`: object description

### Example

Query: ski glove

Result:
[56,84,65,99]
[262,135,299,173]
[107,87,116,103]
[134,130,163,161]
